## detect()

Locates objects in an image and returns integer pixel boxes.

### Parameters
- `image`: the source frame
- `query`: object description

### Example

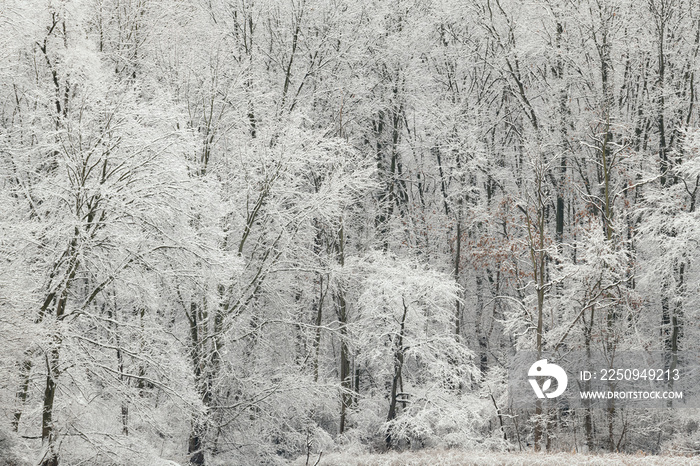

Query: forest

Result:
[2,0,700,464]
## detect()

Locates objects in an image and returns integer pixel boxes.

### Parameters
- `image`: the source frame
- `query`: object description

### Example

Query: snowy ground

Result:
[293,450,700,465]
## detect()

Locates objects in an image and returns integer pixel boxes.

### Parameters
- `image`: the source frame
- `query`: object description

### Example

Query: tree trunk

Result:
[313,275,325,383]
[40,258,75,466]
[336,222,352,434]
[338,289,351,435]
[385,299,409,448]
[12,358,32,432]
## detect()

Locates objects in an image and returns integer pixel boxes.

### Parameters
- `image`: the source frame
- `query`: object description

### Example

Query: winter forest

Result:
[3,0,700,464]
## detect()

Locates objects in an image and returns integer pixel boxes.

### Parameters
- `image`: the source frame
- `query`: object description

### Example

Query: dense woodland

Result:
[2,0,700,464]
